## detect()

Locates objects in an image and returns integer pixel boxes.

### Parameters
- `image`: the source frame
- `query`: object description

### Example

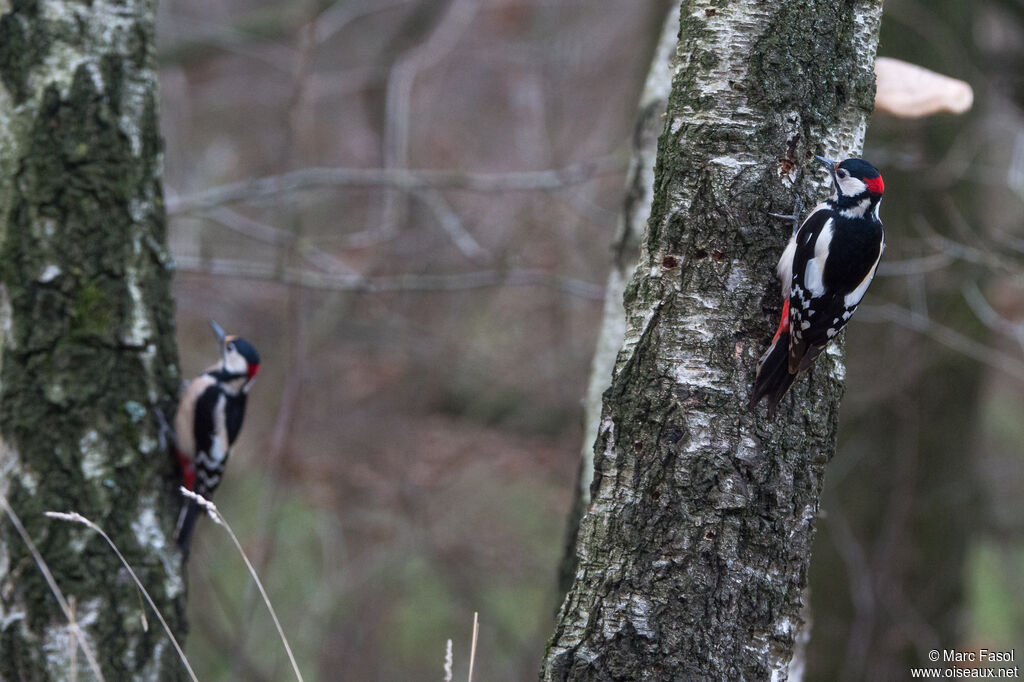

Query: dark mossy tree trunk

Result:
[0,1,186,680]
[543,1,883,679]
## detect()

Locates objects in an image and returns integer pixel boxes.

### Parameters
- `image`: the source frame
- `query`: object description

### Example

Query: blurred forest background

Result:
[155,0,1023,679]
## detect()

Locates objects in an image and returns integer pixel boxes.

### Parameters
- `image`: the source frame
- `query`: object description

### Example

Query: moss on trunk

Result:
[0,1,184,680]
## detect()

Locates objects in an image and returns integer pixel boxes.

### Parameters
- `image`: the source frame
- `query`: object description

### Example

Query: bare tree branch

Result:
[410,188,491,263]
[165,155,625,214]
[961,281,1024,354]
[858,302,1024,381]
[174,255,605,299]
[377,0,480,237]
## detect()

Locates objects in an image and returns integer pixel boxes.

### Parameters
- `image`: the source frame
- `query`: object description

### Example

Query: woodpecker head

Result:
[815,156,884,207]
[210,320,261,389]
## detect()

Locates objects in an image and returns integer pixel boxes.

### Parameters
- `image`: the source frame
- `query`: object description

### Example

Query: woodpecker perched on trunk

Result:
[750,155,885,418]
[175,320,260,554]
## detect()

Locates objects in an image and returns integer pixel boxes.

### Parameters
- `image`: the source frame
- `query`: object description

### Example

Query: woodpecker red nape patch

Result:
[865,175,884,195]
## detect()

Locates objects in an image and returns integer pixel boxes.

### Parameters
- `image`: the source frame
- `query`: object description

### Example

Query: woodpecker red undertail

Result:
[750,156,885,418]
[174,320,260,555]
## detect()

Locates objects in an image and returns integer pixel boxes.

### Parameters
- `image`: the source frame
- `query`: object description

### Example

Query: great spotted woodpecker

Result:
[749,155,885,418]
[175,321,260,554]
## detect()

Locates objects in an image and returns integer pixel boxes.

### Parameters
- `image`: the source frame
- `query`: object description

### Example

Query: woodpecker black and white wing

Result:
[193,385,230,498]
[751,206,833,416]
[176,382,230,555]
[788,214,883,373]
[174,375,216,463]
[225,392,248,446]
[777,206,832,298]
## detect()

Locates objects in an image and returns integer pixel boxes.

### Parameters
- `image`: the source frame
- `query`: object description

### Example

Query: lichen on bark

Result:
[0,1,184,680]
[543,1,883,680]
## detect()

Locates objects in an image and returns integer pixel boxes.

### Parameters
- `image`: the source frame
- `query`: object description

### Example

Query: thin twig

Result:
[377,0,479,237]
[44,511,199,682]
[69,596,78,682]
[165,155,625,215]
[180,487,305,682]
[173,256,606,300]
[961,281,1024,354]
[443,638,453,682]
[313,0,412,45]
[858,302,1024,381]
[874,253,953,277]
[914,213,1021,276]
[825,497,875,682]
[0,495,106,682]
[411,188,490,264]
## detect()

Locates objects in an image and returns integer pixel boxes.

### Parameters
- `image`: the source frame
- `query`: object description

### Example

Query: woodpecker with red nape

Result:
[175,320,260,554]
[750,155,885,418]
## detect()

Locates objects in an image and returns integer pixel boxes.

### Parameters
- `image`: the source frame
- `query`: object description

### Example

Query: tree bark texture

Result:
[543,1,883,680]
[0,1,185,680]
[560,6,679,598]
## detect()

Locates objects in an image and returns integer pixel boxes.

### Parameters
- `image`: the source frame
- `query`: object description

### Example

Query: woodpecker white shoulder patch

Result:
[802,219,833,297]
[174,375,217,458]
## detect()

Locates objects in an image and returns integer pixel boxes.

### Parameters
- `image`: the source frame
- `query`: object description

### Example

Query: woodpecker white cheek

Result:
[838,176,867,196]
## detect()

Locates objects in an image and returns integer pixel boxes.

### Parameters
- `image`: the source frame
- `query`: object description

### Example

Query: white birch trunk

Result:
[544,1,883,679]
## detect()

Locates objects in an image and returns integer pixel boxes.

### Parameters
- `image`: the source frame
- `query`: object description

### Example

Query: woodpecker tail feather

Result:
[176,500,201,558]
[749,331,797,419]
[795,343,828,374]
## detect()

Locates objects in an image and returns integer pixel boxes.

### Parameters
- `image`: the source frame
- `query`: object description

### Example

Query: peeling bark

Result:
[543,1,882,679]
[0,1,185,680]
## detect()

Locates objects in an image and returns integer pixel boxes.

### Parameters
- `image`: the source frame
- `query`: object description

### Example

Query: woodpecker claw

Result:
[769,195,804,233]
[153,405,177,455]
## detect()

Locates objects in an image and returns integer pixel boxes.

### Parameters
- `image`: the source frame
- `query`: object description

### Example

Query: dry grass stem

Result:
[180,487,305,682]
[44,511,198,682]
[467,611,478,682]
[0,495,106,682]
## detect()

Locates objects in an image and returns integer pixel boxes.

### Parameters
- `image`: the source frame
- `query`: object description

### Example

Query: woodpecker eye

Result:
[227,342,235,352]
[837,168,848,179]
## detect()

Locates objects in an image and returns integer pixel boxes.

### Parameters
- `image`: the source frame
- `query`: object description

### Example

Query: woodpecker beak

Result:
[210,319,228,366]
[813,155,837,171]
[814,155,838,186]
[210,319,227,343]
